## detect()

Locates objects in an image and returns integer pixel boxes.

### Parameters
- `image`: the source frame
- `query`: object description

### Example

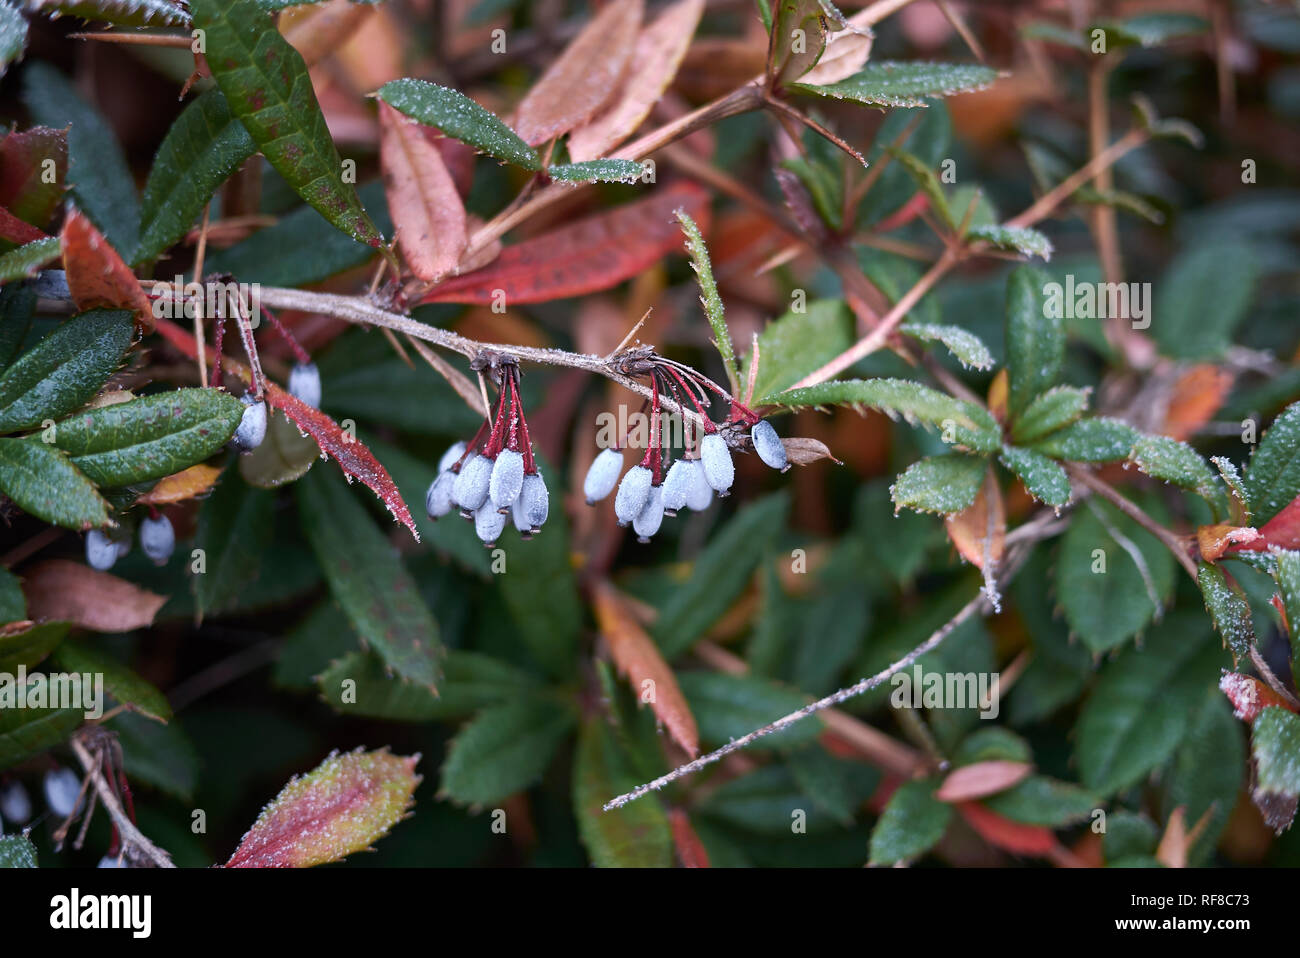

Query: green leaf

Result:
[792,61,998,109]
[1212,456,1251,523]
[900,323,993,371]
[999,445,1071,507]
[782,154,843,230]
[238,409,318,488]
[1130,434,1227,517]
[952,727,1032,765]
[858,103,950,228]
[191,0,384,247]
[1197,562,1254,662]
[0,622,69,672]
[982,775,1100,826]
[967,224,1053,261]
[0,834,36,867]
[376,78,541,171]
[0,309,134,432]
[890,454,986,515]
[51,388,245,487]
[786,745,870,826]
[296,467,442,691]
[701,764,851,835]
[52,640,171,723]
[1163,691,1242,866]
[1057,498,1175,653]
[136,87,257,263]
[440,698,576,805]
[1103,811,1159,862]
[677,671,821,751]
[0,283,35,374]
[0,677,82,768]
[1027,417,1138,463]
[1011,386,1091,444]
[1005,265,1061,419]
[0,438,109,530]
[677,209,739,393]
[653,493,788,659]
[0,2,28,77]
[751,300,852,401]
[1152,244,1258,360]
[868,779,951,865]
[547,159,643,184]
[774,378,1000,453]
[1271,550,1300,673]
[574,717,672,867]
[885,147,952,227]
[1020,21,1088,51]
[23,63,138,255]
[28,0,190,27]
[112,709,198,801]
[1244,401,1300,526]
[0,565,22,623]
[1098,12,1208,48]
[0,237,61,283]
[1251,707,1300,824]
[193,471,274,618]
[1074,612,1222,795]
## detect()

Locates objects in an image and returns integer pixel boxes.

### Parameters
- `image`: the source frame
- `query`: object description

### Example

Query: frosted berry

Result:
[85,529,120,571]
[425,470,455,520]
[437,441,468,474]
[0,781,31,824]
[98,855,124,868]
[513,471,548,535]
[752,419,789,472]
[661,459,694,517]
[634,485,665,542]
[489,449,525,512]
[583,447,623,504]
[43,767,82,819]
[452,453,492,514]
[700,433,734,496]
[231,393,267,452]
[614,465,652,526]
[684,459,713,511]
[288,362,322,408]
[139,514,175,565]
[474,501,507,546]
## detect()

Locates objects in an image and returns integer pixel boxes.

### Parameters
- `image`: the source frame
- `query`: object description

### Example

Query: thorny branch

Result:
[70,730,175,868]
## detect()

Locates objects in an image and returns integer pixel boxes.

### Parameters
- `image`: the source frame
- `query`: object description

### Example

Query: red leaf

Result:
[421,181,710,306]
[0,127,67,228]
[152,318,419,538]
[667,808,711,868]
[0,205,49,245]
[956,801,1058,857]
[22,560,167,633]
[935,760,1030,803]
[60,206,152,331]
[1229,495,1300,553]
[1219,671,1298,722]
[876,190,930,232]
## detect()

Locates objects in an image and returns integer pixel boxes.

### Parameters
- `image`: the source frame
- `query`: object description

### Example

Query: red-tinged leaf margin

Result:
[421,181,710,306]
[224,747,420,868]
[0,205,48,246]
[956,800,1059,857]
[1219,671,1298,723]
[1230,495,1300,553]
[667,807,711,867]
[60,206,152,331]
[151,317,419,538]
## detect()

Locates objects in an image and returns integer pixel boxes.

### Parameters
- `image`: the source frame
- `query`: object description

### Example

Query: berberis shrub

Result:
[0,0,1297,870]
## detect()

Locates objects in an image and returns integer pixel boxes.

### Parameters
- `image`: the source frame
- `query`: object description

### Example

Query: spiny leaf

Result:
[1251,707,1300,833]
[0,834,37,867]
[1011,386,1090,444]
[0,682,82,767]
[1095,12,1208,49]
[1130,434,1227,518]
[677,208,738,393]
[0,126,65,229]
[1271,550,1300,672]
[193,470,274,619]
[191,0,384,247]
[574,717,672,867]
[792,60,998,108]
[60,207,152,329]
[0,621,68,673]
[968,224,1053,261]
[868,779,951,865]
[1005,265,1060,419]
[1152,244,1258,360]
[26,0,189,27]
[1244,401,1300,526]
[1026,416,1138,463]
[0,236,60,282]
[547,159,644,184]
[982,775,1100,826]
[751,300,851,401]
[1196,562,1254,663]
[440,699,576,805]
[376,78,540,171]
[0,3,28,78]
[0,438,109,530]
[900,322,993,371]
[52,640,171,723]
[999,445,1071,507]
[891,454,987,515]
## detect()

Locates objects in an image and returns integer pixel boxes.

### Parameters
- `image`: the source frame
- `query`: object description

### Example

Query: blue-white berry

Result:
[489,449,525,512]
[513,471,548,535]
[0,782,30,824]
[661,459,694,516]
[452,453,492,514]
[684,459,713,511]
[425,470,455,520]
[614,465,652,526]
[700,433,734,496]
[634,485,665,542]
[231,394,267,452]
[751,419,788,471]
[288,362,322,408]
[474,501,507,546]
[85,529,120,571]
[43,767,82,819]
[437,441,468,475]
[139,514,175,565]
[583,447,623,504]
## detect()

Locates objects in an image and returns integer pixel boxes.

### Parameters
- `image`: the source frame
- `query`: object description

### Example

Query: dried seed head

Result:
[43,767,82,819]
[614,465,653,526]
[0,781,31,824]
[489,449,525,511]
[523,471,548,532]
[633,485,665,543]
[751,419,788,471]
[139,514,175,565]
[452,453,492,513]
[425,470,455,520]
[700,433,734,495]
[583,447,623,504]
[685,458,713,511]
[661,459,693,516]
[474,501,507,547]
[437,440,468,475]
[85,528,120,571]
[288,361,322,408]
[231,394,268,452]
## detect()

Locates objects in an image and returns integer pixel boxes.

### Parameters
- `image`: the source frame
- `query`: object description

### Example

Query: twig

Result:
[1004,128,1149,229]
[1068,466,1198,579]
[70,732,174,868]
[404,335,484,416]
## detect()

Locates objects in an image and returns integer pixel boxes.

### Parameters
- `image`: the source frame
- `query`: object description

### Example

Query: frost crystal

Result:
[489,449,525,511]
[751,420,788,471]
[701,433,735,495]
[614,465,652,526]
[452,453,492,512]
[583,447,623,504]
[634,485,665,542]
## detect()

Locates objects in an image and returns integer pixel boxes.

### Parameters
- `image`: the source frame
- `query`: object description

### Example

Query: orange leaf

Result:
[1162,364,1234,442]
[592,579,699,757]
[568,0,704,161]
[513,0,644,146]
[1219,672,1298,722]
[956,801,1058,857]
[935,760,1031,803]
[421,181,709,306]
[1197,522,1261,562]
[378,101,467,283]
[21,559,166,633]
[667,808,711,867]
[60,206,152,331]
[1155,805,1215,869]
[136,463,223,506]
[280,0,375,68]
[944,468,1005,570]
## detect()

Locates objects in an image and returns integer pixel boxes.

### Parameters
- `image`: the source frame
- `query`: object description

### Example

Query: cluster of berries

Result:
[425,353,548,547]
[0,769,123,866]
[582,349,789,542]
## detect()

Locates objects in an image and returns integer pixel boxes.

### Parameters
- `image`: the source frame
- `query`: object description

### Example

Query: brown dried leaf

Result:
[592,579,699,758]
[935,760,1031,803]
[280,0,375,68]
[1155,805,1215,869]
[780,436,841,466]
[799,26,873,86]
[22,559,166,633]
[136,463,222,505]
[944,469,1005,570]
[60,206,152,331]
[513,0,644,146]
[568,0,704,161]
[378,101,468,282]
[1197,522,1260,563]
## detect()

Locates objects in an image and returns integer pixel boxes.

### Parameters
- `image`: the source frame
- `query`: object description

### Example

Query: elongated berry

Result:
[521,472,549,533]
[489,449,524,512]
[0,781,30,824]
[43,767,81,819]
[700,433,734,495]
[452,453,492,513]
[614,465,652,526]
[231,394,268,452]
[425,470,455,519]
[661,459,693,516]
[583,447,623,504]
[685,459,713,511]
[752,419,788,471]
[288,362,322,408]
[139,514,175,564]
[85,529,120,571]
[437,440,467,474]
[474,501,507,546]
[634,485,665,542]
